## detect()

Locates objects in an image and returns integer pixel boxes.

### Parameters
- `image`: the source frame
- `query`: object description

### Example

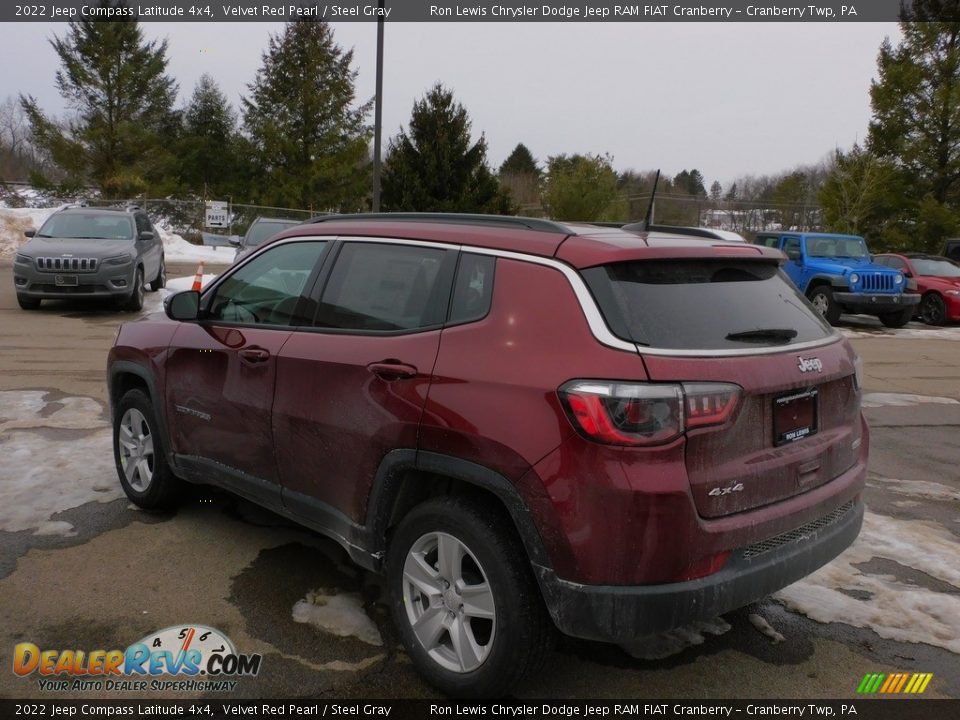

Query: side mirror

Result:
[904,271,913,278]
[164,290,200,321]
[138,230,155,241]
[228,235,241,247]
[24,230,35,238]
[786,249,801,261]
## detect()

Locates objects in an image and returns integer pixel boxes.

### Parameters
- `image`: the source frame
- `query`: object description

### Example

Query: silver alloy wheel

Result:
[811,293,829,315]
[402,531,496,673]
[158,261,166,286]
[136,270,145,305]
[118,408,154,492]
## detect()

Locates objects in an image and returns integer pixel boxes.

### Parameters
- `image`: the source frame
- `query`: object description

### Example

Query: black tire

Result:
[112,388,181,509]
[919,293,946,326]
[879,306,914,328]
[385,496,552,698]
[124,267,145,311]
[150,257,166,292]
[808,285,842,325]
[17,295,40,310]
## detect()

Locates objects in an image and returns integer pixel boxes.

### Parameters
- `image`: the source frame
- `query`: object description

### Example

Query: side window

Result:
[135,214,151,234]
[758,236,779,249]
[887,257,906,270]
[783,237,801,257]
[207,241,328,326]
[316,242,449,332]
[448,254,495,325]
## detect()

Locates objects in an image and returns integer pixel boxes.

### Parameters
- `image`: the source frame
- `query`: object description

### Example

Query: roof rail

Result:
[307,212,573,234]
[620,223,740,241]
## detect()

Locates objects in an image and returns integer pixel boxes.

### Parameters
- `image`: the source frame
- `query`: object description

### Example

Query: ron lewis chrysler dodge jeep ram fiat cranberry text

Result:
[107,214,867,697]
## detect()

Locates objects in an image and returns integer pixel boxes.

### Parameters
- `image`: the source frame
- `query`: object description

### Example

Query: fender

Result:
[365,450,553,571]
[804,273,848,293]
[108,360,178,471]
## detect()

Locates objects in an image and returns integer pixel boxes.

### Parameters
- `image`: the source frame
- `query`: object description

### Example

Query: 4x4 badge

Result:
[797,356,823,373]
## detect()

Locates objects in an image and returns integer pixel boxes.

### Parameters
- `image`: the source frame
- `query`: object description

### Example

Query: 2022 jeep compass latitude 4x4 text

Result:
[107,214,868,697]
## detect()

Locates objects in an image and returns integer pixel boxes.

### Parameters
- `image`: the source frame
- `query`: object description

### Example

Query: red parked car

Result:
[107,214,867,697]
[874,252,960,325]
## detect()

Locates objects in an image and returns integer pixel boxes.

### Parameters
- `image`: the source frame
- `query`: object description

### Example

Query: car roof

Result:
[272,214,784,269]
[57,206,139,214]
[252,216,301,223]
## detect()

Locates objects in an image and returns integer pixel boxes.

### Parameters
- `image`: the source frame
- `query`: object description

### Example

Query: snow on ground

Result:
[868,476,960,502]
[0,390,122,536]
[841,326,960,341]
[620,617,731,660]
[292,588,382,646]
[861,392,960,408]
[157,225,234,264]
[0,207,56,258]
[775,507,960,654]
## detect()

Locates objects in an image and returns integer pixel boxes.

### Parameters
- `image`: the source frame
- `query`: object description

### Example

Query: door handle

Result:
[367,361,418,380]
[238,347,270,363]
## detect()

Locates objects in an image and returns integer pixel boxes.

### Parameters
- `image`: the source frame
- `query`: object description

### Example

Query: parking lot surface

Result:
[1,258,958,699]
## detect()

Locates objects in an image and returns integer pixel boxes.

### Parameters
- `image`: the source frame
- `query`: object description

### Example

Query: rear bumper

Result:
[834,292,919,314]
[535,497,863,642]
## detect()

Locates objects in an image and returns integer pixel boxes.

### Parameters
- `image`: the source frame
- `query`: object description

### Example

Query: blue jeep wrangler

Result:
[755,232,920,327]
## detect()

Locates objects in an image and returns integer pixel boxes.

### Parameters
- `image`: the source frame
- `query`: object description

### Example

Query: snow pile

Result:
[869,476,960,502]
[292,588,383,646]
[841,326,960,341]
[0,207,56,258]
[157,225,233,264]
[776,508,960,654]
[0,390,122,536]
[620,617,731,660]
[861,392,960,408]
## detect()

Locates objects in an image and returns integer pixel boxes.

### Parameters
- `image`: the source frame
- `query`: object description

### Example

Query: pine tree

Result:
[866,1,960,249]
[709,180,722,202]
[20,14,177,196]
[499,142,541,211]
[381,83,512,213]
[243,20,372,211]
[542,154,618,221]
[178,74,240,197]
[499,143,540,176]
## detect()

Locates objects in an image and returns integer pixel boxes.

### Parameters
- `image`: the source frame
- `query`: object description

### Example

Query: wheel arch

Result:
[366,450,553,573]
[108,361,175,469]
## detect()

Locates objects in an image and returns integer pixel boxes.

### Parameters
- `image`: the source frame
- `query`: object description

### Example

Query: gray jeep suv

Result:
[13,206,165,311]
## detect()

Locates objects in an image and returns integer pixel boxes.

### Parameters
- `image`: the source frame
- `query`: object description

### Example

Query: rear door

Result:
[165,240,330,507]
[274,239,458,524]
[134,213,161,281]
[582,257,861,518]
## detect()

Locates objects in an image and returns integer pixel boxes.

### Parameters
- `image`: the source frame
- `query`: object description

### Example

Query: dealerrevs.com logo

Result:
[13,625,262,693]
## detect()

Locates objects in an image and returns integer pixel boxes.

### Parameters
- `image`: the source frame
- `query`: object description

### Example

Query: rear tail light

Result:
[559,380,741,446]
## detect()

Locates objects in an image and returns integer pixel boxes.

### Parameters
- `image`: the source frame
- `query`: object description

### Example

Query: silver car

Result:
[230,217,301,264]
[13,206,165,311]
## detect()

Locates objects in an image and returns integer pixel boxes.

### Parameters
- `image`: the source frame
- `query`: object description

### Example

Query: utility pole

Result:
[371,0,385,212]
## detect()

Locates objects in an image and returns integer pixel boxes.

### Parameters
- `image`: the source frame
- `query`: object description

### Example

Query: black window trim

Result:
[443,252,497,329]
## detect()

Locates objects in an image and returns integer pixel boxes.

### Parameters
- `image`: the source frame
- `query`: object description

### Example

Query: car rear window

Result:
[582,259,834,350]
[246,221,296,247]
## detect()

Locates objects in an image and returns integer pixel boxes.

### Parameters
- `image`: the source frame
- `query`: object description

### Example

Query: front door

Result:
[164,240,331,507]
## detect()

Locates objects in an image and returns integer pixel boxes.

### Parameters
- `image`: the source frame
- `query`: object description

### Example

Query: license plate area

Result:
[55,274,79,286]
[774,388,818,446]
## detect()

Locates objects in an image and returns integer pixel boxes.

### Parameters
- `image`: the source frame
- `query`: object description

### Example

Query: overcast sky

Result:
[0,21,901,187]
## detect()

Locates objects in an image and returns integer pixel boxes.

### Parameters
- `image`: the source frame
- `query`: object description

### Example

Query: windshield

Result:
[37,213,134,240]
[804,236,869,259]
[245,221,296,247]
[912,258,960,277]
[583,259,834,350]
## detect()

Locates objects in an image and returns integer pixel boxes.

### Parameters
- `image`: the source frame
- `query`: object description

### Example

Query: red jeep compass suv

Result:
[107,214,867,696]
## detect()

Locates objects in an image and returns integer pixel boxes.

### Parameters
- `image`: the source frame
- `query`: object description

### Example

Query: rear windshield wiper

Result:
[725,328,798,343]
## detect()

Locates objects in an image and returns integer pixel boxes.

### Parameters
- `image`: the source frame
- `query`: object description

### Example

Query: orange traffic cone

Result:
[191,261,205,292]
